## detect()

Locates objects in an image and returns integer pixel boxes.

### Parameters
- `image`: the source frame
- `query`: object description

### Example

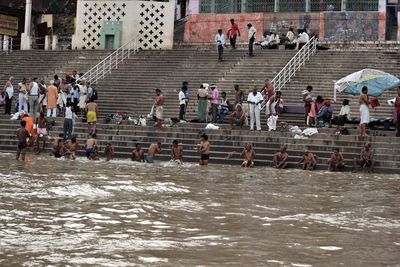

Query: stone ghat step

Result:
[3,132,399,163]
[0,145,398,173]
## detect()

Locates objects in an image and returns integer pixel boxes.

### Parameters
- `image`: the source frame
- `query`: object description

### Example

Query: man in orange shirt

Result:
[227,19,240,49]
[47,80,58,117]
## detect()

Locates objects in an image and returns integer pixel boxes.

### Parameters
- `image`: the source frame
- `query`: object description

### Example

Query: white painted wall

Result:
[72,0,175,50]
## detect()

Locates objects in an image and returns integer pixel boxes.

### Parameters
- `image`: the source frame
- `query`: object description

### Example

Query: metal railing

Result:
[271,36,317,92]
[80,35,140,85]
[1,37,13,54]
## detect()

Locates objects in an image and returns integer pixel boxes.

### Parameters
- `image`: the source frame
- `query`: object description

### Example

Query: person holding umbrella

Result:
[359,86,370,137]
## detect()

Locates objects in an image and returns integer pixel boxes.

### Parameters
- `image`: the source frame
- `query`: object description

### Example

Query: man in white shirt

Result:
[178,86,186,121]
[63,102,76,140]
[215,29,225,62]
[247,23,256,56]
[247,87,263,130]
[28,77,39,122]
[298,29,310,49]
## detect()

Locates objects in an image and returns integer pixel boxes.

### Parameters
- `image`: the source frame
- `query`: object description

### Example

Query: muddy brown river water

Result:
[0,153,399,266]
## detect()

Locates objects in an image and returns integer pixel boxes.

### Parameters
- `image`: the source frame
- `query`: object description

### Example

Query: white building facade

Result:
[72,0,175,50]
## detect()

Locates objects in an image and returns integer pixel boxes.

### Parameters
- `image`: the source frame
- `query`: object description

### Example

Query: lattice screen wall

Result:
[73,0,175,50]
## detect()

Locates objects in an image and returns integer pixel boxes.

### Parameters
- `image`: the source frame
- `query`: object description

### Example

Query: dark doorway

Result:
[386,2,398,40]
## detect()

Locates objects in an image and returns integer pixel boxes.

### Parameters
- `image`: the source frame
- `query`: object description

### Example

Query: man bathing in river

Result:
[353,143,374,172]
[328,147,344,171]
[132,144,145,162]
[146,142,161,163]
[85,134,97,160]
[299,149,317,171]
[273,146,288,169]
[104,143,114,161]
[16,120,30,161]
[199,134,210,166]
[171,140,183,164]
[66,137,79,160]
[241,143,255,168]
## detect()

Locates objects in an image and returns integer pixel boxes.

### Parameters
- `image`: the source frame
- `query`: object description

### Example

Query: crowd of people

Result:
[214,18,315,61]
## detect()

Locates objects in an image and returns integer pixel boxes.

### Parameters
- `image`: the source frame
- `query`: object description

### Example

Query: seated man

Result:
[299,149,317,171]
[316,100,333,127]
[258,32,271,49]
[52,137,65,158]
[328,147,345,171]
[332,99,351,126]
[226,104,245,128]
[241,144,255,168]
[353,143,374,172]
[273,146,288,169]
[218,91,231,123]
[171,139,183,165]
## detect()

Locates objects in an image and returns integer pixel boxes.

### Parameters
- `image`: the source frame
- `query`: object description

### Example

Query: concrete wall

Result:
[72,0,175,50]
[320,12,379,42]
[184,12,320,43]
[184,11,387,43]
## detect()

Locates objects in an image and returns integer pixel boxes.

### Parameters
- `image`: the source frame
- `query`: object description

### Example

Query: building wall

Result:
[72,0,175,50]
[184,12,320,43]
[184,11,386,43]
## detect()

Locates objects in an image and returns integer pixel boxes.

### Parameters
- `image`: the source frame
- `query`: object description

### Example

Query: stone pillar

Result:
[52,35,58,50]
[378,0,386,41]
[305,0,310,12]
[3,35,9,51]
[210,0,215,13]
[44,35,51,50]
[274,0,279,12]
[0,35,3,51]
[398,11,400,41]
[241,0,247,13]
[21,0,32,50]
[341,0,346,11]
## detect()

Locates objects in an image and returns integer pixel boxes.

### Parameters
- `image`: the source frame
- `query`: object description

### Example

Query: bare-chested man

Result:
[199,134,210,166]
[359,86,370,137]
[299,149,317,171]
[171,139,183,164]
[241,143,255,168]
[85,133,97,159]
[66,136,79,160]
[146,142,161,163]
[273,146,288,169]
[132,144,145,162]
[353,143,374,172]
[86,99,98,135]
[154,89,165,129]
[104,143,114,161]
[16,120,29,161]
[328,147,344,171]
[234,84,244,105]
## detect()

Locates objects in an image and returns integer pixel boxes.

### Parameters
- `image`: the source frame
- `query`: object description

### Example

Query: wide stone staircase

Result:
[0,47,399,173]
[0,50,109,86]
[0,115,399,173]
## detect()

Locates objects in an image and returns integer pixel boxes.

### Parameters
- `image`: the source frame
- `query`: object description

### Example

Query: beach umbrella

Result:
[334,69,400,97]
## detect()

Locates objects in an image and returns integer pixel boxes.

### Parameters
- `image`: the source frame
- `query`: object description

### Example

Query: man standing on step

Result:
[359,86,370,137]
[247,23,256,57]
[178,86,186,121]
[247,87,263,131]
[86,99,98,135]
[210,84,219,123]
[28,78,40,122]
[227,19,240,49]
[154,88,164,129]
[215,29,225,62]
[4,76,13,115]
